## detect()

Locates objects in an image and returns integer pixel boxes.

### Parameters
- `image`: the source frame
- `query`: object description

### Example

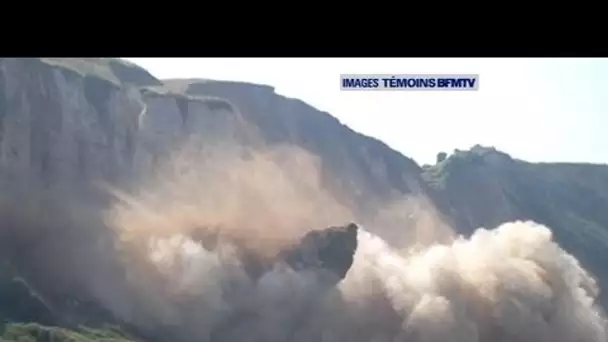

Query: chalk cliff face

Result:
[0,58,254,196]
[0,58,425,211]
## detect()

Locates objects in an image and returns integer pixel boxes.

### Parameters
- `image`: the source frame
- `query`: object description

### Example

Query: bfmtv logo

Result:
[340,74,479,91]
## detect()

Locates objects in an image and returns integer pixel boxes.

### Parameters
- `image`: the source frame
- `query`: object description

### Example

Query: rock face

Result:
[0,58,252,195]
[0,58,425,213]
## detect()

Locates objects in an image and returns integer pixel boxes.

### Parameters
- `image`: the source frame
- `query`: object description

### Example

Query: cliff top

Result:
[161,78,276,94]
[39,58,161,87]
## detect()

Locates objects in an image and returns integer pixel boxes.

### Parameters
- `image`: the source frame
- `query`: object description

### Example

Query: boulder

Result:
[278,222,358,281]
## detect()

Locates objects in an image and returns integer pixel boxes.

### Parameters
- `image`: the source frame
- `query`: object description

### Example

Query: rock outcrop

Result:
[279,223,358,282]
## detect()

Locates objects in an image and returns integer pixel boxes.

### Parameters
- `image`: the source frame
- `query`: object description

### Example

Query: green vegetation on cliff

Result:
[423,145,608,307]
[0,323,135,342]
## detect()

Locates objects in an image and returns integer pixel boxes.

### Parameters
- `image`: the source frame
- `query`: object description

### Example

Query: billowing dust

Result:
[103,144,608,342]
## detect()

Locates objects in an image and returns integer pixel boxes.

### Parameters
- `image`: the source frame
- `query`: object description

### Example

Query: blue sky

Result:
[125,58,608,166]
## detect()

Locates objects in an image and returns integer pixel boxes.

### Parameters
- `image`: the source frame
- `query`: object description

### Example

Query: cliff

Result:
[1,58,608,341]
[0,59,425,209]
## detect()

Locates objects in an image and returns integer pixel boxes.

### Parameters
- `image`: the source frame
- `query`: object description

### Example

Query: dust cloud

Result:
[107,143,356,260]
[336,221,607,342]
[1,142,607,342]
[104,144,608,342]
